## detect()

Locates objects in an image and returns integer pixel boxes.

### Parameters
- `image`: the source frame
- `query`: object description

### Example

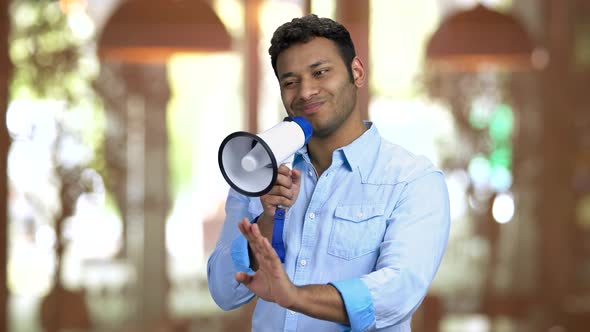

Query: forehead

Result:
[276,37,343,74]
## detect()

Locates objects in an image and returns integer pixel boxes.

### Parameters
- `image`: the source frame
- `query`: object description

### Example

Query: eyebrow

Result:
[279,60,331,81]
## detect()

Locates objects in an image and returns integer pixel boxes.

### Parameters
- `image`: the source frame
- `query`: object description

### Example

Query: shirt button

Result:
[289,310,296,315]
[357,212,363,219]
[309,212,315,220]
[300,259,307,266]
[308,171,313,176]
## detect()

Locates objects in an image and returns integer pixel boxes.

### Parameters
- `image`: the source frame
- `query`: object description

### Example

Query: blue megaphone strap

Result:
[272,208,286,263]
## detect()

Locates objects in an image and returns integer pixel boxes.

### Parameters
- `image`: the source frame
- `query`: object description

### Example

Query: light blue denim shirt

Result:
[208,123,450,332]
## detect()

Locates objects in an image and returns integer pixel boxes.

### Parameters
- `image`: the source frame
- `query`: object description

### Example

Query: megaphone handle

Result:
[271,207,287,263]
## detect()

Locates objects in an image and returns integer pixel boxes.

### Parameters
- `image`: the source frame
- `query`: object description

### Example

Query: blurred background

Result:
[0,0,588,331]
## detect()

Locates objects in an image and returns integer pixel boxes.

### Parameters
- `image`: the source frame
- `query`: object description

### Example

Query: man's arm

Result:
[235,219,349,324]
[207,191,257,310]
[290,284,349,324]
[209,163,300,302]
[331,171,451,329]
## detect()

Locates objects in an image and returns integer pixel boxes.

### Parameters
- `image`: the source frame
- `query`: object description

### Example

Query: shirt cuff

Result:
[230,216,259,275]
[330,278,375,332]
[230,233,255,276]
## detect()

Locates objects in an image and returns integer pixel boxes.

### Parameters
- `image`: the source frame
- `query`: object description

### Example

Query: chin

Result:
[310,125,334,138]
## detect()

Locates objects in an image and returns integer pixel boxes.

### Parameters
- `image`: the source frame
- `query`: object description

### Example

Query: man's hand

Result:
[260,165,301,218]
[236,218,350,324]
[236,218,298,308]
[256,165,301,241]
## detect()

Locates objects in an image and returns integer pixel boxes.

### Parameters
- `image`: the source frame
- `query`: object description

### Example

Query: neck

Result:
[307,120,367,176]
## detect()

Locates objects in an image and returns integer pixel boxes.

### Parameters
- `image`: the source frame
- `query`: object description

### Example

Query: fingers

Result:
[274,165,294,189]
[238,219,279,266]
[290,168,301,190]
[261,187,294,206]
[255,237,283,277]
[250,235,278,265]
[238,218,256,241]
[236,220,285,295]
[238,218,264,254]
[237,217,251,237]
[277,164,291,175]
[238,219,265,252]
[235,272,253,285]
[260,165,300,212]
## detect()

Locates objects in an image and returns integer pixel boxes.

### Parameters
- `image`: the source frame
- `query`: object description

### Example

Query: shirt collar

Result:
[340,121,380,173]
[295,121,380,173]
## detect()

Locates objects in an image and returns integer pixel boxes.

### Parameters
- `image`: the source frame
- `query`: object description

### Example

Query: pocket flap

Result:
[334,203,385,222]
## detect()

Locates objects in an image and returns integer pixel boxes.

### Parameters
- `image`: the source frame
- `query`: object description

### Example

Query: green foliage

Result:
[9,0,94,102]
[9,0,106,187]
[488,104,514,143]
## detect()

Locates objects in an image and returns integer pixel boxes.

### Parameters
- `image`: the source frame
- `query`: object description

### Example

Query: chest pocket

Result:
[328,203,387,260]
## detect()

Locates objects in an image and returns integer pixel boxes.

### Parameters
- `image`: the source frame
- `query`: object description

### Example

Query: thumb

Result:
[236,272,253,285]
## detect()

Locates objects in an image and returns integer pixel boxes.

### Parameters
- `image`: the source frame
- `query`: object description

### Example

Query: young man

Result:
[208,14,450,332]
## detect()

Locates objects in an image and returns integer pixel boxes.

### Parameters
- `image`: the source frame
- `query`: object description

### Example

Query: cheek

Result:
[281,92,294,109]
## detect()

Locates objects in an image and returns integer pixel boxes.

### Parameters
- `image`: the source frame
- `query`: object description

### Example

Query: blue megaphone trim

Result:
[285,116,313,143]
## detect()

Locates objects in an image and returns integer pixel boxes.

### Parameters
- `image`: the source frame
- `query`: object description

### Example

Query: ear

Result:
[351,56,365,88]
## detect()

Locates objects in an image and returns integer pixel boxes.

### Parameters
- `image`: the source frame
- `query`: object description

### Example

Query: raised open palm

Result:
[235,218,298,308]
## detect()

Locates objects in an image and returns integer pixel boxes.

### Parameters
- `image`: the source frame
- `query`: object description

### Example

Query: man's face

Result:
[276,37,362,138]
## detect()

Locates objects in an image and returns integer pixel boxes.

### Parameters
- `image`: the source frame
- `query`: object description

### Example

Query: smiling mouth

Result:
[299,102,323,114]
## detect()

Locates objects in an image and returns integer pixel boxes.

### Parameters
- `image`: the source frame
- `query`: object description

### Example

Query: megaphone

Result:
[218,116,313,197]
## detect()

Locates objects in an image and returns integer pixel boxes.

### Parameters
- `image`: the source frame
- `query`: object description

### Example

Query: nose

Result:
[297,76,319,101]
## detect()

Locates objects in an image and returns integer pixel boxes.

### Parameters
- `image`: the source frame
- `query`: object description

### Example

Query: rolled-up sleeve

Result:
[332,171,450,331]
[330,278,375,332]
[207,189,257,311]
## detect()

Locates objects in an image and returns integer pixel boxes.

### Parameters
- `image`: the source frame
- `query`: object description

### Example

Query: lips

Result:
[298,101,324,115]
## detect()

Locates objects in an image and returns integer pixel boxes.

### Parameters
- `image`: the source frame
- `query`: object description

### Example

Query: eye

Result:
[313,69,329,77]
[282,80,297,89]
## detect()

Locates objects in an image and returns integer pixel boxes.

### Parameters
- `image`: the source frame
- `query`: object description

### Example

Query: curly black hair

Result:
[268,14,356,82]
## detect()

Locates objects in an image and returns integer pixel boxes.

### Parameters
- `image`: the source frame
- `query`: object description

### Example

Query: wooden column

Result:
[336,0,370,120]
[537,0,576,328]
[245,0,261,133]
[95,63,170,327]
[303,0,311,15]
[0,0,10,330]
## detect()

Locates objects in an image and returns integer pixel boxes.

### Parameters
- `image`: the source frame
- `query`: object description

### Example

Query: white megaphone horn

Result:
[218,116,313,197]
